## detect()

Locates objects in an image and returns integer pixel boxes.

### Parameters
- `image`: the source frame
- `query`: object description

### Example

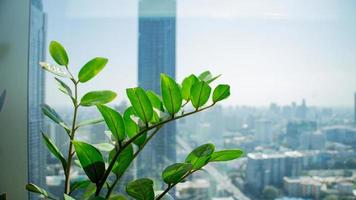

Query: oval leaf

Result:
[73,141,105,183]
[109,144,134,177]
[190,81,211,109]
[185,143,215,170]
[146,90,164,112]
[123,107,146,146]
[77,118,104,128]
[198,71,221,84]
[42,104,70,132]
[160,74,182,115]
[181,74,198,101]
[80,90,117,107]
[210,149,244,162]
[109,195,128,200]
[162,163,192,184]
[126,87,153,124]
[213,84,230,103]
[97,105,125,142]
[126,178,154,200]
[49,41,69,66]
[26,183,49,197]
[42,132,67,170]
[64,194,76,200]
[78,57,108,83]
[55,77,73,98]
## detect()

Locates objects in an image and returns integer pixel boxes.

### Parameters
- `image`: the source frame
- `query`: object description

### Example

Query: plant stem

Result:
[64,81,79,194]
[155,170,197,200]
[95,104,214,196]
[104,126,163,198]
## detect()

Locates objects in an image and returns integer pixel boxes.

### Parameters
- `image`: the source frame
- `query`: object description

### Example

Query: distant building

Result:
[283,177,322,200]
[245,151,303,194]
[28,0,47,198]
[286,121,317,149]
[300,131,326,150]
[255,119,273,144]
[354,92,356,124]
[323,126,356,146]
[176,179,211,200]
[136,0,177,187]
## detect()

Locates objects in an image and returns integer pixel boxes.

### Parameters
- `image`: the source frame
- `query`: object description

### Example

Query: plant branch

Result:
[96,104,214,196]
[64,81,79,194]
[155,169,197,200]
[104,126,163,198]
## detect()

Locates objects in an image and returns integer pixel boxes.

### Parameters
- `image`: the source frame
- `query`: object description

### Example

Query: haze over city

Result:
[43,0,356,107]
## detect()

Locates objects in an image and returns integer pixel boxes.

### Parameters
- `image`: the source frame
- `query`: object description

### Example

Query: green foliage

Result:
[42,132,67,170]
[109,144,134,177]
[181,74,198,101]
[80,90,117,106]
[126,178,154,200]
[126,87,153,124]
[190,81,211,109]
[186,143,215,169]
[212,84,230,103]
[97,105,125,142]
[162,163,192,184]
[49,41,69,66]
[27,40,241,200]
[73,141,105,184]
[262,186,279,200]
[210,149,244,162]
[79,57,108,83]
[160,74,182,115]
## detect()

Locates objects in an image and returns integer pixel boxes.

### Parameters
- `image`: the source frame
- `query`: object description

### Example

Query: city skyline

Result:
[42,0,356,107]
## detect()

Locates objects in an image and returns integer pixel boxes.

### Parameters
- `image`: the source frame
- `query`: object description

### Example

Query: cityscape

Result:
[24,0,356,200]
[43,98,356,200]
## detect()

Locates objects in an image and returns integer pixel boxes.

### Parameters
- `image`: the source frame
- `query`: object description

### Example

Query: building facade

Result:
[136,0,177,185]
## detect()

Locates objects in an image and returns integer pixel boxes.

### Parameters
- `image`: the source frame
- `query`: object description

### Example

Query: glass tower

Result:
[29,0,47,198]
[137,0,177,186]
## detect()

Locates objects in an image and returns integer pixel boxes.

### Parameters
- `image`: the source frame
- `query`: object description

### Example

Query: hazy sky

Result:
[43,0,356,107]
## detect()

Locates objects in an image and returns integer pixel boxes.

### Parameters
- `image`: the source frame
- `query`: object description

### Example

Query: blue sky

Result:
[43,0,356,107]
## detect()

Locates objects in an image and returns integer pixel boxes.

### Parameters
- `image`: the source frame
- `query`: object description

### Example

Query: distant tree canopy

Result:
[262,185,279,200]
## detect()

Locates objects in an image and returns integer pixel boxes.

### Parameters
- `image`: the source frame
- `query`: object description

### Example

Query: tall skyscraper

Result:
[28,0,47,198]
[137,0,177,185]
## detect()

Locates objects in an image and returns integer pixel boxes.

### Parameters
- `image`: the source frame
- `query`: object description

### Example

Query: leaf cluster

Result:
[26,41,243,200]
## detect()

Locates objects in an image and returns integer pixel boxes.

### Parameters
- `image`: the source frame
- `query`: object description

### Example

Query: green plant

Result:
[26,41,244,200]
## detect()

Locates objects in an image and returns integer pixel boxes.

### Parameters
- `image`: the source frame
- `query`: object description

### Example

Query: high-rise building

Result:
[28,0,47,198]
[354,92,356,124]
[137,0,177,185]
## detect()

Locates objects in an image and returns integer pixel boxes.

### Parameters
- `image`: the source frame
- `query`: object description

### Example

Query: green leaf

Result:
[198,71,221,84]
[93,143,115,152]
[210,149,244,162]
[82,183,96,200]
[123,107,146,146]
[109,194,127,200]
[162,163,192,184]
[90,197,106,200]
[64,194,76,200]
[185,143,215,170]
[26,183,49,197]
[42,104,70,132]
[55,77,73,98]
[70,179,91,194]
[73,141,105,183]
[126,178,154,200]
[40,62,70,78]
[97,105,125,142]
[42,132,67,170]
[77,118,104,128]
[126,87,153,124]
[49,41,68,66]
[181,74,199,101]
[109,144,134,177]
[78,57,108,83]
[212,84,230,103]
[146,90,164,112]
[190,81,211,109]
[160,74,182,115]
[80,90,117,107]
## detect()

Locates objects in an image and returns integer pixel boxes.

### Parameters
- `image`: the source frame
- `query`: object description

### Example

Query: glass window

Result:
[28,0,356,199]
